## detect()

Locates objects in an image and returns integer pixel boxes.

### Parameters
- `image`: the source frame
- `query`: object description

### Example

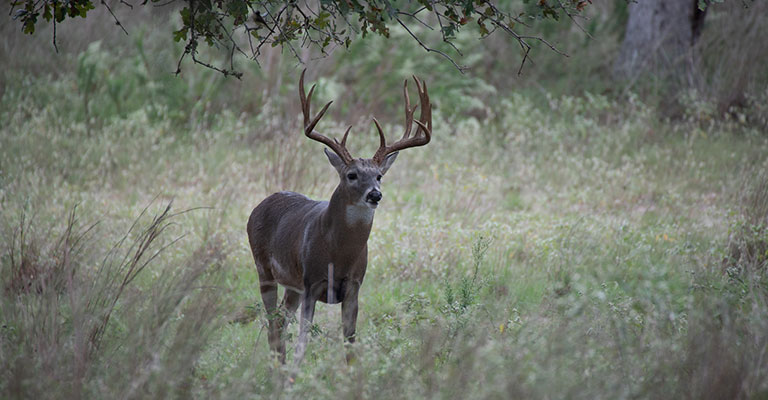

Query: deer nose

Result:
[367,190,382,203]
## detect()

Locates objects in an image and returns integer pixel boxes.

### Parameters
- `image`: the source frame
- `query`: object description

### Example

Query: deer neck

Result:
[321,185,374,246]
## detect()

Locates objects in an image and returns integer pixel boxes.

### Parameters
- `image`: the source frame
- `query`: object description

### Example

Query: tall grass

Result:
[0,201,227,398]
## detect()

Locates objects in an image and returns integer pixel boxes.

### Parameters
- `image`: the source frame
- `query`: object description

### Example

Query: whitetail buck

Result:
[247,70,432,366]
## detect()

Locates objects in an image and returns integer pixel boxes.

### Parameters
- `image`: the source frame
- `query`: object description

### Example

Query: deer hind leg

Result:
[256,269,284,361]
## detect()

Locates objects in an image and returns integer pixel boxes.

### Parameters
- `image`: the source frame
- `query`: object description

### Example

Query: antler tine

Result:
[413,76,432,134]
[299,69,312,121]
[299,69,354,164]
[401,80,414,140]
[337,125,353,147]
[371,76,432,164]
[373,118,386,149]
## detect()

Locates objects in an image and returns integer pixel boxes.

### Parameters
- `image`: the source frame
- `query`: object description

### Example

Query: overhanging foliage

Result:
[10,0,591,77]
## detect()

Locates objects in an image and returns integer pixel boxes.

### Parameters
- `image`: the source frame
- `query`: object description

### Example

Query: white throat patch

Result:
[346,204,375,225]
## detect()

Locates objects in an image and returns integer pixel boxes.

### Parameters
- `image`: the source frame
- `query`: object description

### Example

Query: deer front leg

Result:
[342,280,360,363]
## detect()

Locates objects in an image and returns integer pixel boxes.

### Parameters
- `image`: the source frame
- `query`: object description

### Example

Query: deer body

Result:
[247,70,431,366]
[248,191,367,299]
[248,185,378,303]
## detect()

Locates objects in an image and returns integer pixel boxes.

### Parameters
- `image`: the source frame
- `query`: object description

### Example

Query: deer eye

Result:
[376,175,382,181]
[347,173,358,180]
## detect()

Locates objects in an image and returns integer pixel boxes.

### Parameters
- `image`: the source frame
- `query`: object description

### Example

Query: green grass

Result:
[2,13,768,399]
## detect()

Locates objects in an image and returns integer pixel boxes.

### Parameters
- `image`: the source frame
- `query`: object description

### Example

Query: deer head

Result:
[299,69,432,213]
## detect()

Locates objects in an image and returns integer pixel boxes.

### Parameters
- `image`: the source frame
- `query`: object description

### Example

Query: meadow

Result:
[1,3,767,399]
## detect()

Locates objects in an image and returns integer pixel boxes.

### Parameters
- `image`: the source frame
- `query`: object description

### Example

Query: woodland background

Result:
[1,1,767,398]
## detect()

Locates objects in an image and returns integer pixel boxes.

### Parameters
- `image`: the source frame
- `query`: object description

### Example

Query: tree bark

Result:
[614,0,707,84]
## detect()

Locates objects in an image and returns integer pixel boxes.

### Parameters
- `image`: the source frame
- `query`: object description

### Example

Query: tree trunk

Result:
[614,0,707,85]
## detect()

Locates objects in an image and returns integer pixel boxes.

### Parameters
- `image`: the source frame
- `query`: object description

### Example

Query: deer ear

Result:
[324,148,346,173]
[380,152,398,175]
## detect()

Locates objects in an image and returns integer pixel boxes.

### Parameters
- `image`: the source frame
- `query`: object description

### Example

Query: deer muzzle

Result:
[366,189,382,205]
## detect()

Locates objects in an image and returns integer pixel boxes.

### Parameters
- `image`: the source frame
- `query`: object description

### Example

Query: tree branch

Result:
[15,0,590,77]
[395,16,467,73]
[101,0,128,36]
[556,0,593,39]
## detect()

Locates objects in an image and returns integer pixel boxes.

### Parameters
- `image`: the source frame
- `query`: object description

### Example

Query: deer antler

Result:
[299,69,354,164]
[371,76,432,165]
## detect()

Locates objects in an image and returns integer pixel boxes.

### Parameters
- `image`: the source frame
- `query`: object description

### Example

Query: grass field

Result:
[2,5,768,399]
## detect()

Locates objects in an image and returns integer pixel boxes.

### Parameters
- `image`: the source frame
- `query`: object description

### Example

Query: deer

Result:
[247,70,432,367]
